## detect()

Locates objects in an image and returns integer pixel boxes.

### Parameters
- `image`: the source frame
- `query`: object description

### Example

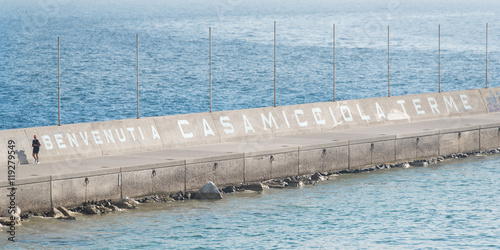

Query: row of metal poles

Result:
[56,22,491,126]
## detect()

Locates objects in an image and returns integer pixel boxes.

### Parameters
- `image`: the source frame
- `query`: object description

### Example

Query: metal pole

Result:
[274,21,277,107]
[333,24,336,102]
[486,23,488,88]
[438,25,441,93]
[209,27,212,112]
[388,26,390,97]
[58,37,61,126]
[137,34,139,119]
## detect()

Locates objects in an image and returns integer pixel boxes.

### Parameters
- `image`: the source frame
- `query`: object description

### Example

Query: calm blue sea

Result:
[1,0,500,249]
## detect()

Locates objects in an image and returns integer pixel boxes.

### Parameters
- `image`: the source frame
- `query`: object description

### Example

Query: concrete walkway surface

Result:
[7,112,500,182]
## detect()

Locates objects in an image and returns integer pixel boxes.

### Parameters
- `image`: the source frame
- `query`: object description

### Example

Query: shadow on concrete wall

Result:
[16,150,29,164]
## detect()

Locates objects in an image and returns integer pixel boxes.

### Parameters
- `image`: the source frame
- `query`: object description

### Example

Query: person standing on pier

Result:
[32,135,41,164]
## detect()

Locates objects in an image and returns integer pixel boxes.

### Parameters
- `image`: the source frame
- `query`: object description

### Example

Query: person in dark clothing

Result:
[32,135,41,164]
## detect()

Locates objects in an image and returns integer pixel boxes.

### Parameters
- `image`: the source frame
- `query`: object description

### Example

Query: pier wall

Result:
[0,88,493,165]
[1,88,500,212]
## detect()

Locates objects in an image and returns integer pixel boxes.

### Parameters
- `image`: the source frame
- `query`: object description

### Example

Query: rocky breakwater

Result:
[191,182,223,199]
[21,197,138,219]
[16,148,500,223]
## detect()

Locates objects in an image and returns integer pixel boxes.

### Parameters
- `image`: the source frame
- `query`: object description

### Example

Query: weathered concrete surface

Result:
[0,128,31,165]
[416,135,440,159]
[298,142,349,175]
[1,180,51,212]
[185,154,244,191]
[458,129,480,153]
[479,123,500,150]
[212,107,278,142]
[1,113,499,212]
[349,143,373,170]
[346,138,397,170]
[373,139,396,165]
[479,88,500,113]
[121,161,186,197]
[154,113,221,148]
[121,168,156,198]
[2,88,493,167]
[396,137,417,161]
[92,117,163,156]
[24,123,104,163]
[0,87,500,212]
[245,148,299,183]
[52,173,121,208]
[439,127,480,155]
[150,164,186,195]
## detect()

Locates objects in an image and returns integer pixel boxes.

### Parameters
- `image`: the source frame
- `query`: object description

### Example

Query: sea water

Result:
[1,0,500,248]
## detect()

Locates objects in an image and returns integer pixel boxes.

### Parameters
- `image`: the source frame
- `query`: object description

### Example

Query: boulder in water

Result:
[193,181,222,199]
[83,205,100,215]
[0,206,20,218]
[311,173,327,181]
[240,183,265,191]
[114,197,139,209]
[110,205,121,212]
[222,186,236,193]
[0,206,21,225]
[48,207,65,218]
[57,206,72,217]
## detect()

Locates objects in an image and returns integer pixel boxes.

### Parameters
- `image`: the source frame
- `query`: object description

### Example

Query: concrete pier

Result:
[1,87,500,212]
